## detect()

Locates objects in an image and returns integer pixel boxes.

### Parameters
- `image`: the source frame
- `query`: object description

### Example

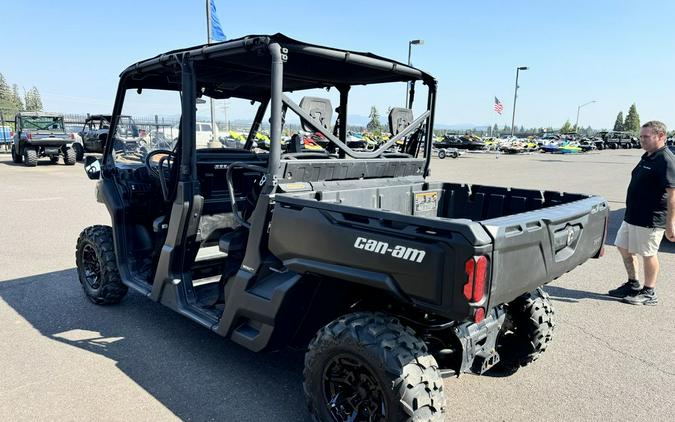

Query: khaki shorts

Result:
[614,221,665,256]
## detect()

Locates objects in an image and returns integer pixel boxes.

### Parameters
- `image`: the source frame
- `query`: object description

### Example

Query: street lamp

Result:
[510,66,528,137]
[405,39,424,108]
[575,100,597,129]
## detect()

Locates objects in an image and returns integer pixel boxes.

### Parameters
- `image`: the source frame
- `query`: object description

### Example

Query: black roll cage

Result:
[102,34,438,180]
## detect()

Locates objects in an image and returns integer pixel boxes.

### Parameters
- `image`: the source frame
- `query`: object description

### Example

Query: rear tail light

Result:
[10,131,14,137]
[69,133,74,139]
[27,133,32,139]
[464,255,488,302]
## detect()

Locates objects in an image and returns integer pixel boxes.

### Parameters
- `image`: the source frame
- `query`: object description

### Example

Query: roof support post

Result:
[424,82,437,177]
[268,42,285,182]
[338,85,350,158]
[180,55,197,181]
[245,99,269,150]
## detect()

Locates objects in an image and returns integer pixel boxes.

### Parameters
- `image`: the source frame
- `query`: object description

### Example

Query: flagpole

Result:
[206,0,218,147]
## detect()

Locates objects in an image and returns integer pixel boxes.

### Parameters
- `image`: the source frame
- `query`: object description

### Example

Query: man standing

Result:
[609,121,675,305]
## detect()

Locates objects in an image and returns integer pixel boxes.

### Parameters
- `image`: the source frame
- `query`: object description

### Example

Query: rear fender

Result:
[269,196,492,320]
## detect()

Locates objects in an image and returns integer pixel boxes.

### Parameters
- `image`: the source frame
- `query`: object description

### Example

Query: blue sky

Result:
[3,0,674,129]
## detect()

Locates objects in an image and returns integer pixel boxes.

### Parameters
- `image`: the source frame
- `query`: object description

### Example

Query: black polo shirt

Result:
[624,146,675,228]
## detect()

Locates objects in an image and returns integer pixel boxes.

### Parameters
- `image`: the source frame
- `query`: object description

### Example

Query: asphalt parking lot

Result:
[0,149,673,421]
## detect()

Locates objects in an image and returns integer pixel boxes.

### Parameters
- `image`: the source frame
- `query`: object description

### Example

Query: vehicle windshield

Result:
[20,116,64,131]
[112,89,181,164]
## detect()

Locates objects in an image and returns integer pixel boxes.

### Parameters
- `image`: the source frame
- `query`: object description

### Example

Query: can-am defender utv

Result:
[11,112,77,166]
[76,34,608,421]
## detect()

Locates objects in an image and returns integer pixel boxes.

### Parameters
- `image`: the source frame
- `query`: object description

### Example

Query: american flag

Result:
[494,97,504,115]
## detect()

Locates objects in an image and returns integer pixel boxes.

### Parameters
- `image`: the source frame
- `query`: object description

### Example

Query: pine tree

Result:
[613,112,624,131]
[624,103,640,133]
[366,106,381,132]
[492,123,499,134]
[34,88,43,111]
[0,74,13,114]
[24,90,32,111]
[24,87,43,112]
[560,119,574,133]
[12,85,24,111]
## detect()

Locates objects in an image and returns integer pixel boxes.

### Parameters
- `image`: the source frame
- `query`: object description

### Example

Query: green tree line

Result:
[0,72,43,124]
[612,103,640,133]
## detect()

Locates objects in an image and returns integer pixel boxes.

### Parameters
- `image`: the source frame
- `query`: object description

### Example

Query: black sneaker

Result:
[622,289,658,306]
[608,281,640,298]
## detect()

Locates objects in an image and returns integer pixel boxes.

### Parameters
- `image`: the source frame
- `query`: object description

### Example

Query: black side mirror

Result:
[85,156,101,180]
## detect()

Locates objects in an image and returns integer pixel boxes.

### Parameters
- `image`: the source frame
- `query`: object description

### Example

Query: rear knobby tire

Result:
[64,147,77,165]
[75,225,127,305]
[23,149,38,167]
[303,312,444,422]
[494,288,555,371]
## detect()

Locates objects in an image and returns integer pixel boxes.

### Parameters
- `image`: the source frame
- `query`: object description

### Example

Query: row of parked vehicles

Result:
[5,112,204,166]
[431,130,643,155]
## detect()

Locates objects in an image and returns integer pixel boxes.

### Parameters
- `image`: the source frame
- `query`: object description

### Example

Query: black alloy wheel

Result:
[81,243,102,289]
[75,225,127,305]
[322,353,387,421]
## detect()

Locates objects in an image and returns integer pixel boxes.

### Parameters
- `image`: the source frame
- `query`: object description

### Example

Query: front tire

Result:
[73,143,85,161]
[303,312,444,422]
[494,288,555,371]
[75,225,128,305]
[437,149,446,159]
[63,147,77,165]
[23,149,38,167]
[11,145,23,163]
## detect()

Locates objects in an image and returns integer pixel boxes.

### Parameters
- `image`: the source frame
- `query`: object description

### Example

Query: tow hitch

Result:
[454,307,505,374]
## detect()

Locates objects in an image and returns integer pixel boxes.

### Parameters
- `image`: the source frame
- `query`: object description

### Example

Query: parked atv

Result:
[76,34,608,421]
[11,112,77,166]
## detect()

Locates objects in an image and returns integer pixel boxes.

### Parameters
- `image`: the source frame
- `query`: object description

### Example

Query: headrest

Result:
[388,108,414,136]
[299,97,333,132]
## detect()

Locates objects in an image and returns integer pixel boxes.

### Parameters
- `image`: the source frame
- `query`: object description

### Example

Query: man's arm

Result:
[666,188,675,241]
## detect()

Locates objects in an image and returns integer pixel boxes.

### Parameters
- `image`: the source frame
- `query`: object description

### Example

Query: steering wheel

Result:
[144,149,177,201]
[144,149,175,176]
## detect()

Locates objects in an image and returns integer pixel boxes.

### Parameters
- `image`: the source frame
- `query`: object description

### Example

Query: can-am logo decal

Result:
[353,237,426,263]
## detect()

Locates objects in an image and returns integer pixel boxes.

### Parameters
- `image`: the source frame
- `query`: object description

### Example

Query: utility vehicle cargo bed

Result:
[270,180,608,319]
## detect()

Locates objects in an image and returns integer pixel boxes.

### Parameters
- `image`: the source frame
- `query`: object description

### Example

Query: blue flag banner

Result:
[209,0,226,42]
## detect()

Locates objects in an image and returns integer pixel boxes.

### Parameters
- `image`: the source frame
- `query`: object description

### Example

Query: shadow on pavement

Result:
[543,285,620,304]
[0,269,310,422]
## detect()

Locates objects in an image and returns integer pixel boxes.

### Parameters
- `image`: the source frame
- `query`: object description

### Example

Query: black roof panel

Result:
[120,34,436,100]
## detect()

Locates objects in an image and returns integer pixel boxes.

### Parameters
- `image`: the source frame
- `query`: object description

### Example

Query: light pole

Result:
[510,66,528,137]
[575,100,597,130]
[405,39,424,108]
